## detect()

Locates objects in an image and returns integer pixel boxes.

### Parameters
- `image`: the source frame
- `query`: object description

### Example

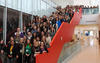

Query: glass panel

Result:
[23,13,31,26]
[0,6,3,40]
[0,0,57,16]
[7,8,19,42]
[41,1,47,16]
[0,0,5,6]
[82,7,99,15]
[7,0,12,8]
[58,41,81,63]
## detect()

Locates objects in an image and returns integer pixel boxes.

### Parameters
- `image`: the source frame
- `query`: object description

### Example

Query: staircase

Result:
[36,8,82,63]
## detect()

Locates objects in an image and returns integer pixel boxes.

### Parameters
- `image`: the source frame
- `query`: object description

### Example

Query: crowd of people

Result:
[0,5,81,63]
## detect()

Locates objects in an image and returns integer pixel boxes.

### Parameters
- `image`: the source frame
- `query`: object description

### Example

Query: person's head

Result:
[36,37,40,41]
[34,25,37,30]
[10,37,14,41]
[34,39,37,42]
[33,39,37,44]
[11,40,14,45]
[27,39,30,44]
[42,36,46,42]
[20,38,24,43]
[44,28,47,32]
[43,22,47,26]
[40,24,43,27]
[47,33,50,37]
[56,17,59,21]
[16,32,20,37]
[40,42,44,46]
[43,15,46,18]
[33,32,37,37]
[65,9,68,13]
[65,15,69,20]
[41,31,44,36]
[37,24,40,28]
[52,12,54,14]
[17,28,20,32]
[23,36,27,40]
[23,26,26,30]
[50,24,53,28]
[27,32,32,36]
[0,40,4,44]
[51,27,54,32]
[37,28,40,32]
[78,32,80,34]
[47,20,50,24]
[32,24,35,28]
[38,18,41,22]
[59,15,63,20]
[40,19,43,23]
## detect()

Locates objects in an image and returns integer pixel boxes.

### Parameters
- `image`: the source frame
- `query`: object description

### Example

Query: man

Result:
[56,18,61,30]
[42,15,47,22]
[6,40,17,63]
[15,28,21,36]
[0,40,6,63]
[16,38,25,63]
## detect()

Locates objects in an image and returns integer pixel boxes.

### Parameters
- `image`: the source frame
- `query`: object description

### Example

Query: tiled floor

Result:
[63,37,100,63]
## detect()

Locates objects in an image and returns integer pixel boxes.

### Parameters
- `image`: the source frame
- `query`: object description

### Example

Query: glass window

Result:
[0,0,5,6]
[0,6,3,40]
[7,8,19,41]
[23,13,31,26]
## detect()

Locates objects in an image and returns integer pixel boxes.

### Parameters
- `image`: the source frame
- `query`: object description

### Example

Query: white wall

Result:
[80,14,100,24]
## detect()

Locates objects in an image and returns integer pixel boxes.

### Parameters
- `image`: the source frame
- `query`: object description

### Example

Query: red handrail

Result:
[36,8,82,63]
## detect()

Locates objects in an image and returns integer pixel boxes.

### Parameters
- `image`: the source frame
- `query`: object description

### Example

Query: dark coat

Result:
[6,43,17,58]
[0,43,5,52]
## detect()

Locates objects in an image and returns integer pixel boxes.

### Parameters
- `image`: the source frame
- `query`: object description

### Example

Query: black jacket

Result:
[0,43,6,53]
[6,44,17,58]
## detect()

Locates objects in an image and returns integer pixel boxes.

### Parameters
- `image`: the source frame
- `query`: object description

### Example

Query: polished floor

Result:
[63,36,100,63]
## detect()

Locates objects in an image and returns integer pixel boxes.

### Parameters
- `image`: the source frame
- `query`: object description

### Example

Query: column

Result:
[19,0,23,32]
[3,0,7,44]
[31,0,33,21]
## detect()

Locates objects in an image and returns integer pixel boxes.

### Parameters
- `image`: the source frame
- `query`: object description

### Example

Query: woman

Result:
[0,40,6,63]
[25,39,32,63]
[6,40,17,63]
[46,33,52,44]
[16,38,25,63]
[40,42,48,54]
[33,39,40,52]
[42,36,50,48]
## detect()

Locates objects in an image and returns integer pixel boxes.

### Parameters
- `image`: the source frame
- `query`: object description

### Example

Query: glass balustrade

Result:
[58,41,81,63]
[82,8,99,15]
